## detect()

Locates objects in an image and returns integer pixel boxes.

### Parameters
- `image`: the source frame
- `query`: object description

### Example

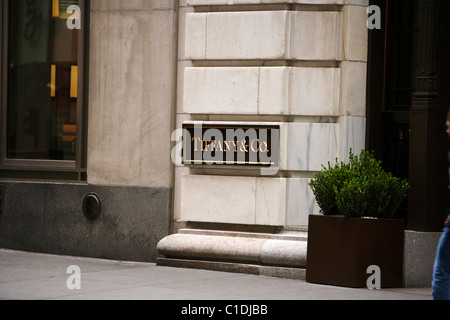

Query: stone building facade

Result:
[1,0,449,288]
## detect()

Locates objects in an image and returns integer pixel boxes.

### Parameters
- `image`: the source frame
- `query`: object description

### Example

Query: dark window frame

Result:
[0,0,89,182]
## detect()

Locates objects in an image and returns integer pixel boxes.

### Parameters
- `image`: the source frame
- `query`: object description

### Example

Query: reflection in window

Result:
[7,0,79,161]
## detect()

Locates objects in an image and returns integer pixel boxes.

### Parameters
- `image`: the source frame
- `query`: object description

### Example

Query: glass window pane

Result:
[7,0,79,161]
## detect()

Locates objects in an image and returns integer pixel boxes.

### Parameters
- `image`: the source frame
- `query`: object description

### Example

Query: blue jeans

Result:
[432,222,450,300]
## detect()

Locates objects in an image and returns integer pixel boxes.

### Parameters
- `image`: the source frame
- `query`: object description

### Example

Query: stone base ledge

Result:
[177,228,308,241]
[156,232,307,268]
[404,230,442,288]
[157,228,442,288]
[157,258,306,280]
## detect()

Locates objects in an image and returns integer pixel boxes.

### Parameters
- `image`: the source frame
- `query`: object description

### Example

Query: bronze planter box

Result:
[306,215,405,288]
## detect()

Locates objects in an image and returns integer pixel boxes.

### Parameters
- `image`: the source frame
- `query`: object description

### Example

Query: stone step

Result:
[156,257,306,280]
[156,229,308,279]
[177,228,308,241]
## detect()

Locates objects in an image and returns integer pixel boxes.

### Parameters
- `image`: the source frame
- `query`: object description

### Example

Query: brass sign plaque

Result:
[182,123,279,167]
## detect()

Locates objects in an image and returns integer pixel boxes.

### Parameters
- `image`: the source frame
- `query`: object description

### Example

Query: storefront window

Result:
[5,0,81,162]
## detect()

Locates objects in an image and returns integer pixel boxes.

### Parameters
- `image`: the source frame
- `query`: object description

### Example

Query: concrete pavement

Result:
[0,249,432,300]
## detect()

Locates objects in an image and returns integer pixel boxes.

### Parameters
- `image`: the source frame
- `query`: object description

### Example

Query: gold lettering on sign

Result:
[224,141,232,152]
[192,137,201,151]
[239,140,248,153]
[260,141,269,153]
[216,141,223,152]
[232,141,238,152]
[250,139,269,153]
[191,139,270,153]
[250,139,258,153]
[183,124,279,167]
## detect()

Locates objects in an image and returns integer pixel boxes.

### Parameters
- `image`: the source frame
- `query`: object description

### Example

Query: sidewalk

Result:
[0,249,432,300]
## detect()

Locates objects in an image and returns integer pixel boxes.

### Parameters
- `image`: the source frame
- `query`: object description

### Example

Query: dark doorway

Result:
[366,0,450,231]
[366,0,420,221]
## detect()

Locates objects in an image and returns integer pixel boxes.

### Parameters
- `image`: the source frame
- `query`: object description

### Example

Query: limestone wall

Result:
[175,0,368,227]
[87,0,178,188]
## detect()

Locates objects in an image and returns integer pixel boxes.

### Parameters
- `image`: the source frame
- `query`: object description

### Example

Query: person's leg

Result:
[432,225,450,300]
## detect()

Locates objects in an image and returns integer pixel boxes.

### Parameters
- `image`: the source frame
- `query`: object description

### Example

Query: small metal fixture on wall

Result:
[82,193,101,220]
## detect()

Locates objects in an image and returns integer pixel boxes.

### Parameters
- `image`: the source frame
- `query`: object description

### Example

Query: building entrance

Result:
[367,0,450,231]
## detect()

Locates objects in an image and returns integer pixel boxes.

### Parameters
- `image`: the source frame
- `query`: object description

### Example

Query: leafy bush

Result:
[309,150,410,219]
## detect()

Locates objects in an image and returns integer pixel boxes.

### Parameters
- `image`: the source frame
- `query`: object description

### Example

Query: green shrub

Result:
[309,150,410,219]
[308,160,352,216]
